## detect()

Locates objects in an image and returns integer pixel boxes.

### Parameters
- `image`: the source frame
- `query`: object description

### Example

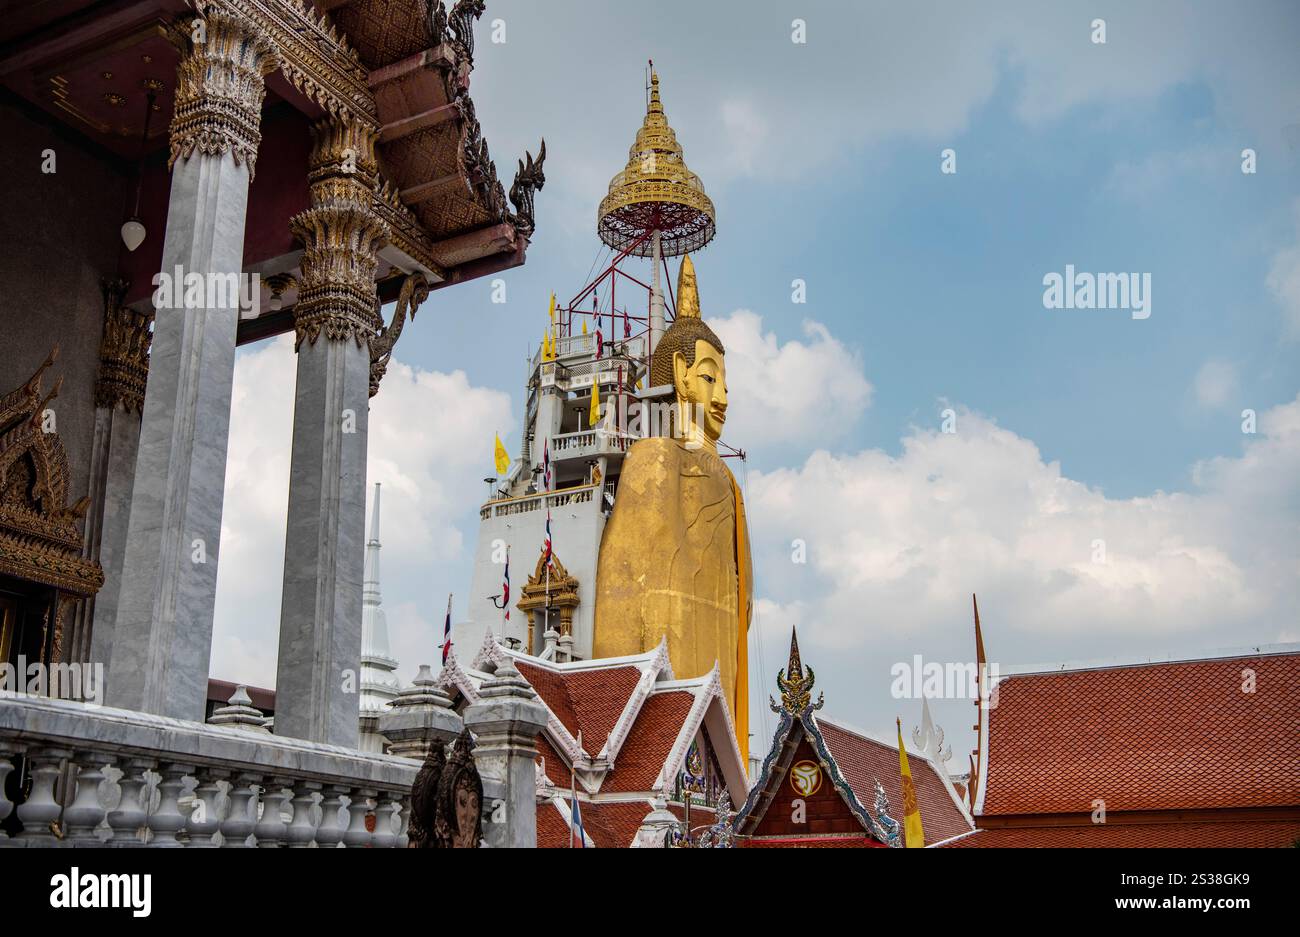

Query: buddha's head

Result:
[649,255,728,447]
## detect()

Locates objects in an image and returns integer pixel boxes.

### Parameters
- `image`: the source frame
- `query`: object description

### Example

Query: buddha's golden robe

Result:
[593,437,753,760]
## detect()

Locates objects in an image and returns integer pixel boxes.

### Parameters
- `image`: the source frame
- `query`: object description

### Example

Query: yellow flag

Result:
[543,329,551,361]
[589,378,601,428]
[493,432,510,476]
[548,292,556,326]
[897,718,925,848]
[582,319,588,336]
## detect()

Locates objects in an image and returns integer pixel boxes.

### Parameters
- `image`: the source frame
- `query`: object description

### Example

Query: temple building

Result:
[940,611,1300,848]
[0,0,542,750]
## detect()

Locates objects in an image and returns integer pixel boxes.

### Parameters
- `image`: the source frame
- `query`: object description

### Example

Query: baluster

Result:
[0,742,22,840]
[342,788,375,848]
[147,763,192,848]
[64,750,112,845]
[221,773,260,848]
[254,778,291,848]
[284,781,321,848]
[15,746,70,843]
[185,767,228,847]
[396,795,411,849]
[106,758,155,847]
[371,792,400,848]
[316,785,347,848]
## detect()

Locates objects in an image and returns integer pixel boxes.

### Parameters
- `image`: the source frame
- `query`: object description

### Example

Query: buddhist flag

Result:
[493,432,510,476]
[897,717,925,848]
[589,378,601,428]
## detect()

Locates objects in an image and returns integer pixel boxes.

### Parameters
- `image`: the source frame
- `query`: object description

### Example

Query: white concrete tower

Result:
[358,482,400,752]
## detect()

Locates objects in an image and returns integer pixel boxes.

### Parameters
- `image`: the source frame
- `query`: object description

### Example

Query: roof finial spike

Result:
[973,593,986,668]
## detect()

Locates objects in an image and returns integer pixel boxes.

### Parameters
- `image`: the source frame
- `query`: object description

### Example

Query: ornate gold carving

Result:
[290,117,389,348]
[370,272,429,397]
[169,1,280,178]
[517,549,579,650]
[373,177,442,275]
[770,627,823,716]
[598,69,715,257]
[0,348,104,598]
[203,0,376,125]
[94,278,153,414]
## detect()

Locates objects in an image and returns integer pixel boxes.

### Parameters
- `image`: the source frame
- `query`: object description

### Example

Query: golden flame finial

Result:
[676,254,700,319]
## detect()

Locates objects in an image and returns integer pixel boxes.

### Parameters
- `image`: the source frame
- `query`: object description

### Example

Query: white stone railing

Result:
[480,483,597,520]
[0,693,418,848]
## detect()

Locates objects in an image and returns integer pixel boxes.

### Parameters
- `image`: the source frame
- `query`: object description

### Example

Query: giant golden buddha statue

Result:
[593,256,753,760]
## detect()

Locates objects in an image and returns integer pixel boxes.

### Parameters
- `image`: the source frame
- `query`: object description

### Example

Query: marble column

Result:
[273,118,387,747]
[107,5,278,720]
[463,658,549,848]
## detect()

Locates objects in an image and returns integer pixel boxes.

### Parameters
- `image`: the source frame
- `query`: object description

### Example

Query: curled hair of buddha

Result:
[649,254,724,388]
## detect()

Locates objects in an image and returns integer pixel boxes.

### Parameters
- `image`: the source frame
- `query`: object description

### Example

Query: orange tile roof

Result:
[982,652,1300,815]
[819,718,972,845]
[535,733,569,786]
[603,691,695,793]
[572,801,653,848]
[939,820,1300,848]
[515,661,642,755]
[537,801,573,848]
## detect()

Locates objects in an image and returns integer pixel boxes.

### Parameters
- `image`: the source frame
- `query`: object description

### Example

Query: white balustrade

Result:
[0,694,415,848]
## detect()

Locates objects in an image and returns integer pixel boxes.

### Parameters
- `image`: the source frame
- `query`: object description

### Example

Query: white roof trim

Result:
[926,828,983,848]
[600,636,672,766]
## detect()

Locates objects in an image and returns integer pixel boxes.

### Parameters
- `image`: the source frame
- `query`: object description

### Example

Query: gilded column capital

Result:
[290,201,389,349]
[169,0,280,179]
[95,278,153,414]
[290,116,389,349]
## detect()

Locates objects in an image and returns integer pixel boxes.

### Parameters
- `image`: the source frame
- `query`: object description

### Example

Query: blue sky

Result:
[215,1,1300,760]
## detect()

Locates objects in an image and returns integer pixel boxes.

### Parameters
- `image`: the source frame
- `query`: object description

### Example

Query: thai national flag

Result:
[570,797,585,848]
[623,309,630,339]
[502,550,510,623]
[595,327,603,359]
[544,509,553,567]
[440,596,453,665]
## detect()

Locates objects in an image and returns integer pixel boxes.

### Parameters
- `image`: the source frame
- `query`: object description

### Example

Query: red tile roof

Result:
[939,820,1300,848]
[535,733,568,786]
[572,801,653,848]
[603,691,695,793]
[515,661,642,755]
[818,718,972,845]
[982,652,1300,815]
[537,801,573,848]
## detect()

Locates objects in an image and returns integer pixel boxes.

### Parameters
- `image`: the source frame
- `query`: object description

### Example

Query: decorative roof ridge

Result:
[599,636,672,765]
[433,646,480,704]
[998,643,1300,679]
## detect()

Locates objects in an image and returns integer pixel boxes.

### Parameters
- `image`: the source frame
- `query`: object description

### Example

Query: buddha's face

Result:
[673,338,728,445]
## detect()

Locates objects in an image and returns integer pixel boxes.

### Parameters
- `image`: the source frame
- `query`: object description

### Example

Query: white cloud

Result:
[707,310,873,451]
[210,335,514,690]
[1267,199,1300,339]
[743,394,1300,747]
[747,396,1300,656]
[1193,359,1237,408]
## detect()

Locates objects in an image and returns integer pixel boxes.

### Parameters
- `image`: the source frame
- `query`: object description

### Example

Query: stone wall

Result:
[0,96,132,503]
